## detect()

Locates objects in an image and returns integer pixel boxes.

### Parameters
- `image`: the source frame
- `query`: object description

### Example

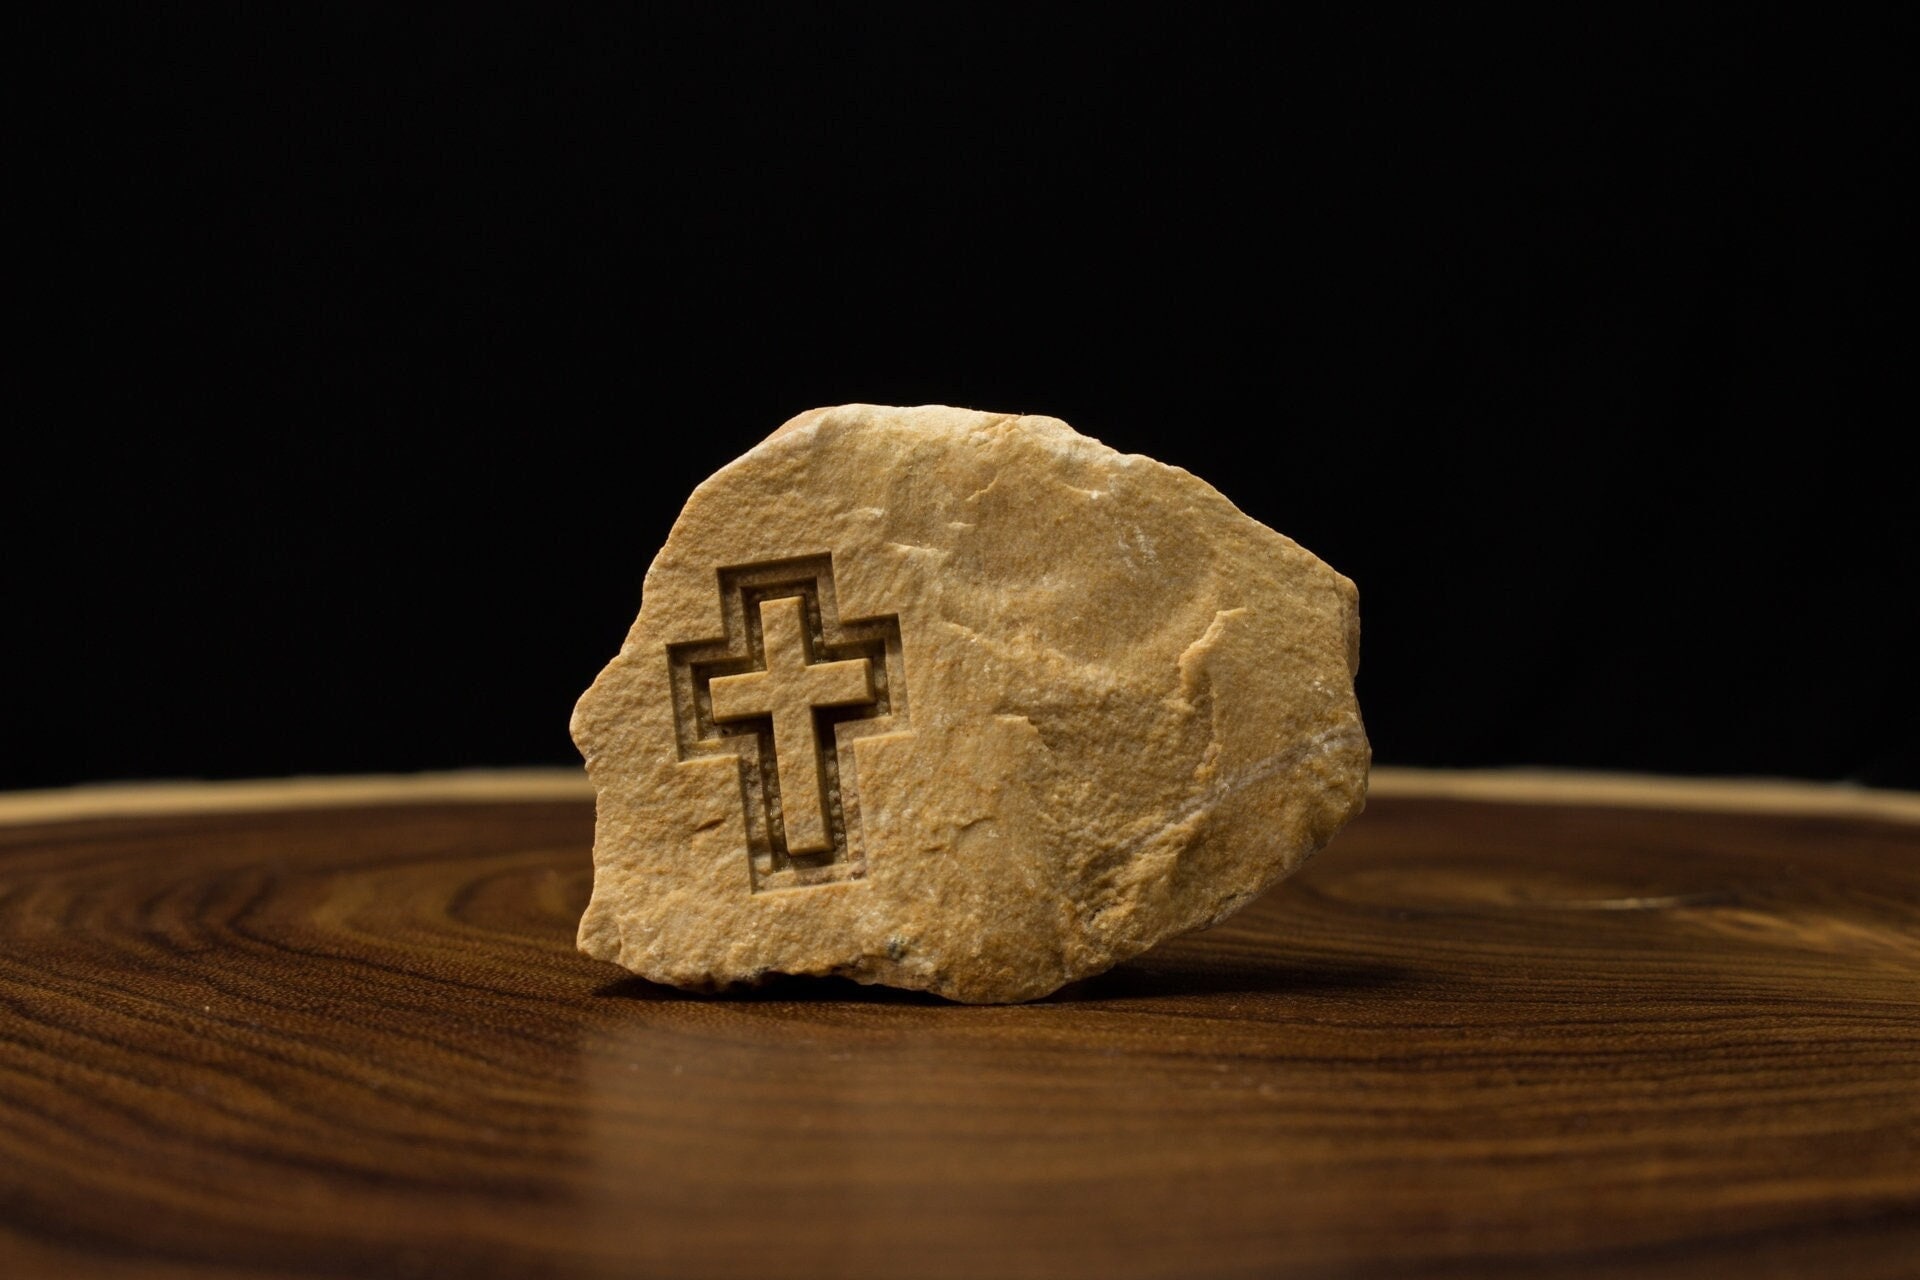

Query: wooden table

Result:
[3,771,1917,1279]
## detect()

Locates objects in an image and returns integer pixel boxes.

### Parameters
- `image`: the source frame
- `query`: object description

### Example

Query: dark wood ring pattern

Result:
[2,796,1917,1278]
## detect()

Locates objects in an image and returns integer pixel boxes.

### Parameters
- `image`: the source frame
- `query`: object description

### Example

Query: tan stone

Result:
[571,405,1369,1002]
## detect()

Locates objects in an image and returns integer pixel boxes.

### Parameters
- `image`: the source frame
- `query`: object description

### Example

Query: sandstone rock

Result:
[571,405,1368,1003]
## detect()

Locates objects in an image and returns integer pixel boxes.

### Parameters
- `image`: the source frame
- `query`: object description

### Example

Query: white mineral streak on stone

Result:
[572,404,1368,1002]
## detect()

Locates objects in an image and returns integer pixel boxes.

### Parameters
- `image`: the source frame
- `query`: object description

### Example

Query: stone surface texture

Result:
[572,405,1368,1002]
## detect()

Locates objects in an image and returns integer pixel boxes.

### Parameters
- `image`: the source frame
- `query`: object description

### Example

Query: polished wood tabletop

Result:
[2,772,1916,1279]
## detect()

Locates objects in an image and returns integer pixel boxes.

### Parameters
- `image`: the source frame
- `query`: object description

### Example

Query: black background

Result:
[10,9,1913,790]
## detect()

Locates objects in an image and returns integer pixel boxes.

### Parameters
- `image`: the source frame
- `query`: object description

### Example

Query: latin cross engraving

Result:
[666,555,909,893]
[708,596,875,855]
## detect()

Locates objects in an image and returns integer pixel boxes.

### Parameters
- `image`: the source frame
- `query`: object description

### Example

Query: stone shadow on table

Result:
[592,956,1416,1006]
[1055,956,1417,1002]
[592,973,952,1005]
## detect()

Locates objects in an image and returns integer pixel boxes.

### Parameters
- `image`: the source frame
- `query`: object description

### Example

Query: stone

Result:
[571,404,1369,1003]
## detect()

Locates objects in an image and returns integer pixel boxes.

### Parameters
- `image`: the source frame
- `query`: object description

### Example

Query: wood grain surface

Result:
[2,784,1917,1278]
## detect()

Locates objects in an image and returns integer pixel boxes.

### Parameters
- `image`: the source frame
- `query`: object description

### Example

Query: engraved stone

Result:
[572,405,1369,1003]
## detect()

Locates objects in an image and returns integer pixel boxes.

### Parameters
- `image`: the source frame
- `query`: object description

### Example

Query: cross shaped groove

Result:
[666,555,909,893]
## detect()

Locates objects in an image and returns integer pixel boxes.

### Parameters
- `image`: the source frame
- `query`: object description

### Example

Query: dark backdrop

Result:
[10,9,1913,789]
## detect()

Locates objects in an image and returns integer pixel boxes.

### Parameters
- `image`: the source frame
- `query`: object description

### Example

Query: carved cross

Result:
[708,595,876,855]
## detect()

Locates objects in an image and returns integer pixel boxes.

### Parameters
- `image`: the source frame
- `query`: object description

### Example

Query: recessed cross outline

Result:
[666,555,909,893]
